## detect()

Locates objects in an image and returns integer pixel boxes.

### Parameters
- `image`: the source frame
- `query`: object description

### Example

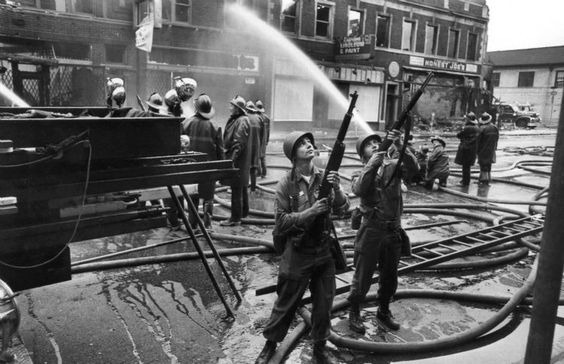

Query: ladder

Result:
[255,215,544,298]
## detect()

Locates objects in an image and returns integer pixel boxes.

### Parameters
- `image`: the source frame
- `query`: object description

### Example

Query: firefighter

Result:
[255,100,271,178]
[425,136,450,188]
[146,92,166,114]
[182,94,224,229]
[477,112,499,185]
[245,100,263,192]
[347,130,419,335]
[455,112,480,186]
[255,131,349,364]
[220,95,251,226]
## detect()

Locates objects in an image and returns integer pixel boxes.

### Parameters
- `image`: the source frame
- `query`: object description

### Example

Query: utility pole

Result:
[524,90,564,363]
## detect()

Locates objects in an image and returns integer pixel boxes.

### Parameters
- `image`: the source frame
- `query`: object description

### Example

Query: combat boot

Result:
[312,340,335,364]
[255,340,276,364]
[377,306,400,331]
[348,303,366,334]
[203,200,213,229]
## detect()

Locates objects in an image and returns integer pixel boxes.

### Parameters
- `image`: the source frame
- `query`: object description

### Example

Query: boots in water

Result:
[203,200,213,229]
[313,340,335,364]
[255,340,276,364]
[377,304,400,331]
[348,303,366,334]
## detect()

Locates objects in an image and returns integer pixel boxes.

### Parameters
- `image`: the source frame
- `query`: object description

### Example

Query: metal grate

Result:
[49,65,106,106]
[147,70,173,98]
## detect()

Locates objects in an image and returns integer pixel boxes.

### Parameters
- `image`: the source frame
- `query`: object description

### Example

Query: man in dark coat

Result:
[425,137,450,188]
[256,100,271,178]
[477,112,499,185]
[255,131,349,364]
[221,95,251,226]
[182,94,224,229]
[455,112,480,186]
[245,101,263,192]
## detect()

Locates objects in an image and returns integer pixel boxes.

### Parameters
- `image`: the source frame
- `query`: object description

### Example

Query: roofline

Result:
[487,45,564,54]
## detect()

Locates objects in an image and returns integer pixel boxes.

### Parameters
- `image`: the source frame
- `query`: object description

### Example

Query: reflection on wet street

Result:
[17,133,564,363]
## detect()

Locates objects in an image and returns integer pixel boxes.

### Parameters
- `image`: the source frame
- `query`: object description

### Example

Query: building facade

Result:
[488,46,564,127]
[0,0,491,131]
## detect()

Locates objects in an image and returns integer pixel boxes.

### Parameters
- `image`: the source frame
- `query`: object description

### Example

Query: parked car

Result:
[495,102,541,129]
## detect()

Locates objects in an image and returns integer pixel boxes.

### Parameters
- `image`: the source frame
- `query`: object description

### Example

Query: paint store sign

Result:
[338,36,372,55]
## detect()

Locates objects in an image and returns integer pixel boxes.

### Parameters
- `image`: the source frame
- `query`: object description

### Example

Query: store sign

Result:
[409,56,479,74]
[338,35,372,55]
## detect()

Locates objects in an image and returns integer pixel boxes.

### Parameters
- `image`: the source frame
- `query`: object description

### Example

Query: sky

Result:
[487,0,564,51]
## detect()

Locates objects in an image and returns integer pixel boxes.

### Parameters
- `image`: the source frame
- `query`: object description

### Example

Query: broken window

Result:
[281,0,298,33]
[316,2,333,38]
[376,15,390,47]
[348,9,363,37]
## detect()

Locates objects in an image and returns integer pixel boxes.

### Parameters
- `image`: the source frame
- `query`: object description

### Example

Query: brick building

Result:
[0,0,492,131]
[488,46,564,127]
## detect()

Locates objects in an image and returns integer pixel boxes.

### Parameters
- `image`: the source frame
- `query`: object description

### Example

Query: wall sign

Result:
[338,35,372,55]
[409,56,479,74]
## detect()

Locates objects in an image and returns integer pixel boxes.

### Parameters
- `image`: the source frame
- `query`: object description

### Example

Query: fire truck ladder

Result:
[255,215,544,298]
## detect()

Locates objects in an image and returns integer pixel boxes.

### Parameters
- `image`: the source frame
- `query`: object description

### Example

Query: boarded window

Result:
[518,71,535,87]
[424,24,438,55]
[402,20,416,51]
[376,15,390,47]
[467,33,478,61]
[447,29,459,58]
[273,77,313,122]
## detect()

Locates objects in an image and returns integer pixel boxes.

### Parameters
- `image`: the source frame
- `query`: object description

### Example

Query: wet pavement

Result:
[15,131,564,363]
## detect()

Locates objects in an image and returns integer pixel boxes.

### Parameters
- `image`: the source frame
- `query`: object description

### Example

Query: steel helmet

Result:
[355,133,382,158]
[283,131,315,161]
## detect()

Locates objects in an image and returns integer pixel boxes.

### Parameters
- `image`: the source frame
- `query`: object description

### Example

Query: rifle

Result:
[136,95,147,112]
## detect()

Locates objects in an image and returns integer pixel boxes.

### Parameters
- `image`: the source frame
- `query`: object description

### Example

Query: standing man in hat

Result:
[255,100,271,178]
[146,92,166,114]
[477,112,499,185]
[425,136,450,189]
[221,95,251,226]
[255,131,348,364]
[347,131,418,335]
[183,94,224,229]
[245,100,263,192]
[455,112,480,186]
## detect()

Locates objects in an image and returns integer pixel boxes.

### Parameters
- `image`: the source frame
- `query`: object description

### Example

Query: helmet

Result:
[355,133,382,158]
[164,89,180,108]
[111,86,126,107]
[229,95,247,114]
[147,92,164,112]
[283,131,315,161]
[255,100,265,112]
[174,76,197,101]
[431,136,446,147]
[245,100,258,113]
[480,112,492,124]
[194,93,215,119]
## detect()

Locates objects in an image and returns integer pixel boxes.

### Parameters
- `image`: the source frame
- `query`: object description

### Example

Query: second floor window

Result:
[281,0,298,33]
[376,15,390,47]
[447,29,460,58]
[71,0,93,14]
[162,0,191,24]
[315,3,333,38]
[518,71,535,87]
[491,72,500,87]
[424,24,438,55]
[401,20,416,52]
[348,9,363,37]
[555,71,564,88]
[467,33,478,61]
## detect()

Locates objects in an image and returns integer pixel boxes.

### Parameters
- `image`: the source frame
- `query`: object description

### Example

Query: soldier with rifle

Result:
[347,72,433,335]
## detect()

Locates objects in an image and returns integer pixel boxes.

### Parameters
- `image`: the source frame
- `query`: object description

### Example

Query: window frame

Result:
[375,14,391,48]
[70,0,94,14]
[161,0,192,25]
[518,71,535,88]
[491,72,500,88]
[347,7,365,38]
[466,32,478,61]
[554,70,564,88]
[401,18,417,52]
[280,0,300,34]
[314,1,335,39]
[424,23,439,55]
[447,28,460,59]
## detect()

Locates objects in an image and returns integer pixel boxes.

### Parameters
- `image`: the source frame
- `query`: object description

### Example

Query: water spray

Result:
[0,82,29,107]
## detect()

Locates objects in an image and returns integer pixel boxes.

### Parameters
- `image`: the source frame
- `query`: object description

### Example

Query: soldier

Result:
[245,100,263,192]
[477,112,499,185]
[455,112,480,186]
[255,131,349,364]
[347,130,419,335]
[182,94,224,229]
[255,100,271,178]
[220,95,251,226]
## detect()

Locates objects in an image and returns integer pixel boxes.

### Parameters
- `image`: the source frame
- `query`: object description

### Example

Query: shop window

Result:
[518,71,535,88]
[467,33,478,61]
[447,29,460,58]
[105,44,126,64]
[401,20,416,52]
[348,9,363,37]
[315,2,333,38]
[161,0,191,24]
[424,24,438,55]
[555,71,564,88]
[281,0,299,33]
[376,15,390,48]
[491,72,500,87]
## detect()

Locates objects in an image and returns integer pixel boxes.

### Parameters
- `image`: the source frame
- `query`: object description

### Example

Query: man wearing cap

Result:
[183,94,225,229]
[146,92,166,114]
[245,101,263,192]
[455,112,480,186]
[255,131,348,364]
[221,95,252,226]
[425,136,450,188]
[347,131,418,335]
[255,100,270,178]
[477,112,499,185]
